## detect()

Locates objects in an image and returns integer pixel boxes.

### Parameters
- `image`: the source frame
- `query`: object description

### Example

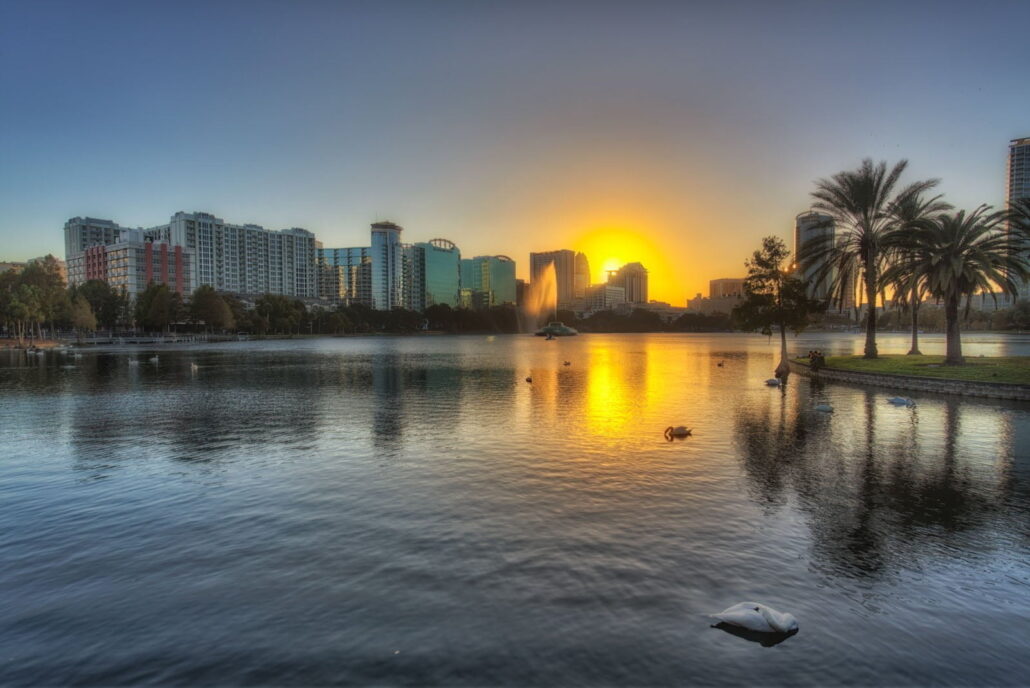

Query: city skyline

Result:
[2,1,1029,303]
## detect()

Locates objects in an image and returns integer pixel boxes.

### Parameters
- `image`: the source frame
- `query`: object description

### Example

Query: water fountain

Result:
[519,262,578,336]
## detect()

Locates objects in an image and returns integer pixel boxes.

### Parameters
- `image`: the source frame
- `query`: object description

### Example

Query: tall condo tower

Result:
[608,262,648,304]
[1010,137,1030,298]
[794,210,835,301]
[371,221,404,310]
[574,252,591,298]
[416,239,461,308]
[529,249,576,307]
[1010,137,1030,205]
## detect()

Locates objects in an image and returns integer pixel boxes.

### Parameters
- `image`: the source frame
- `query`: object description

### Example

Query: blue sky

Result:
[1,0,1028,300]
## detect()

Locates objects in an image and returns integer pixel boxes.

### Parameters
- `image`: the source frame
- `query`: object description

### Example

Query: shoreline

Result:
[789,358,1030,401]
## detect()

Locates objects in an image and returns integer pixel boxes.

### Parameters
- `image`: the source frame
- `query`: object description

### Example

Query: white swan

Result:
[190,362,199,373]
[709,602,798,634]
[128,359,139,366]
[765,378,781,387]
[149,355,159,364]
[887,396,915,407]
[814,403,833,413]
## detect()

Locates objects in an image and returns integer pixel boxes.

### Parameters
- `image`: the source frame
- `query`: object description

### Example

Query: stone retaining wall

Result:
[788,360,1030,401]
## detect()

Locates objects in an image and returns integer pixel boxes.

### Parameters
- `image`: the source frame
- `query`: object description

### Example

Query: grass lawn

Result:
[797,354,1030,385]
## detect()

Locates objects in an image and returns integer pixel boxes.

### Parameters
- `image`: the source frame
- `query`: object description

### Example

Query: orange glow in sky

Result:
[572,227,682,304]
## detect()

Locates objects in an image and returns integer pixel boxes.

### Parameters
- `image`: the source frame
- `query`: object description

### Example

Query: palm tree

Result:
[802,159,939,359]
[907,206,1030,364]
[881,191,952,355]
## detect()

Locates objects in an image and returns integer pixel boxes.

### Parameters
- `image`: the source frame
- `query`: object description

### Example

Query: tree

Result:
[255,294,303,334]
[69,295,97,342]
[802,159,939,359]
[190,285,235,332]
[907,206,1030,364]
[19,256,68,339]
[136,283,173,332]
[77,279,129,330]
[881,191,952,355]
[733,236,822,379]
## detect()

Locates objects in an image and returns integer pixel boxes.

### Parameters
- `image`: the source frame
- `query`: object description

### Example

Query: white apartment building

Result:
[65,211,319,299]
[145,212,318,297]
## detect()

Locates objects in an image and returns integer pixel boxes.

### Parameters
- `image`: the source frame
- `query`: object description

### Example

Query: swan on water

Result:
[128,359,139,366]
[190,362,199,373]
[814,403,833,413]
[708,602,798,634]
[665,425,692,440]
[149,355,159,365]
[764,378,781,387]
[887,396,915,407]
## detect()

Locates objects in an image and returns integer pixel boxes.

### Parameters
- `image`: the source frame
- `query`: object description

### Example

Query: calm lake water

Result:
[2,333,1029,686]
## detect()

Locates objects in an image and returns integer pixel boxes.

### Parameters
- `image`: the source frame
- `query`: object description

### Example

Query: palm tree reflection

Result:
[735,387,1004,580]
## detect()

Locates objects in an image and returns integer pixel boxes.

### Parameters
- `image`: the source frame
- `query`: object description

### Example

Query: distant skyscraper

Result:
[1010,137,1030,298]
[586,283,626,310]
[709,278,745,299]
[371,221,404,310]
[574,252,591,298]
[416,239,461,308]
[794,210,835,301]
[402,243,426,312]
[318,247,372,306]
[530,249,575,307]
[608,262,648,303]
[1010,137,1030,204]
[460,255,516,308]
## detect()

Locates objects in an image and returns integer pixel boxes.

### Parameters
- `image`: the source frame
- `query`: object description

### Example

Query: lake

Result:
[2,333,1029,686]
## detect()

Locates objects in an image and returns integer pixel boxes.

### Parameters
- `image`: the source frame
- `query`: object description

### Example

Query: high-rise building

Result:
[709,278,745,299]
[586,283,626,311]
[416,239,461,308]
[145,212,318,297]
[460,255,516,308]
[67,229,192,299]
[794,210,835,301]
[608,262,648,303]
[66,212,316,298]
[403,243,426,312]
[529,249,576,307]
[371,221,404,310]
[64,217,126,262]
[574,252,591,298]
[1010,137,1030,204]
[318,246,372,306]
[1010,137,1030,298]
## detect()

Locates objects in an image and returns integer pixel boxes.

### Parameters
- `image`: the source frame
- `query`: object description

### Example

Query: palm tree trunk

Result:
[944,295,964,365]
[907,283,921,355]
[863,272,878,359]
